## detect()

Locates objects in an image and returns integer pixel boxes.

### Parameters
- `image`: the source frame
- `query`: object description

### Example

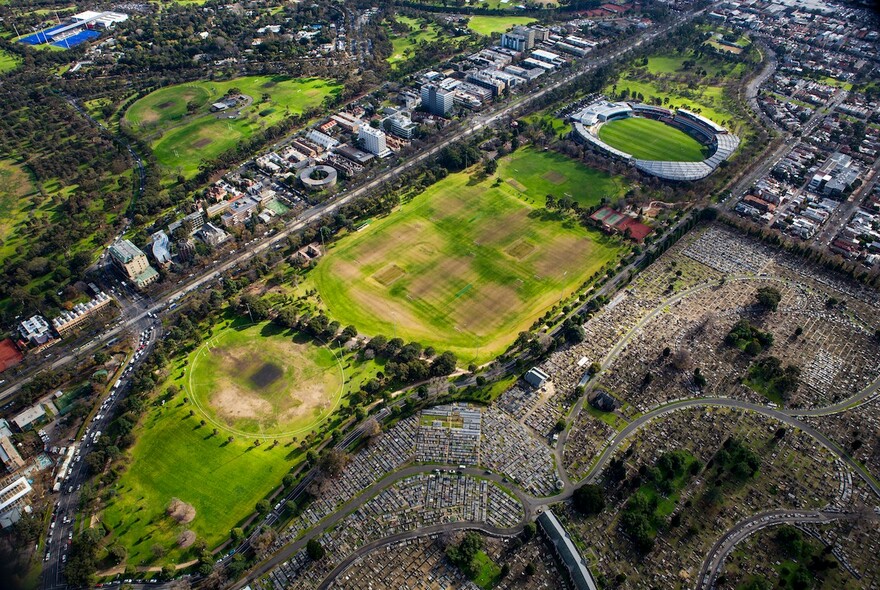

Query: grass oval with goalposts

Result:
[598,117,710,162]
[186,322,345,438]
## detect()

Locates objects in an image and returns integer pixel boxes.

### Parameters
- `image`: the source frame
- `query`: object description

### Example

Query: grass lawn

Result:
[499,148,628,207]
[310,148,627,363]
[0,159,36,242]
[609,77,736,131]
[125,76,341,178]
[100,391,301,567]
[187,322,344,437]
[598,118,710,162]
[471,551,502,589]
[387,16,444,68]
[467,16,536,36]
[102,319,380,565]
[0,49,20,72]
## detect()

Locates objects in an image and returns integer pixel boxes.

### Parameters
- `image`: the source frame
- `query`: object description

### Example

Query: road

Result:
[811,156,880,248]
[721,87,848,210]
[315,523,522,590]
[42,322,161,590]
[233,465,533,590]
[0,5,706,406]
[695,509,870,589]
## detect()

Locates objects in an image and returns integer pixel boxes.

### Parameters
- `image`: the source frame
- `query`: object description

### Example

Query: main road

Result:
[0,4,709,405]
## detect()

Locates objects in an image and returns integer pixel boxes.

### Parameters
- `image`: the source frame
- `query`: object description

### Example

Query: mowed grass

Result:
[125,76,341,178]
[467,15,536,36]
[0,159,36,239]
[311,149,627,363]
[0,49,20,72]
[499,147,628,207]
[102,319,381,565]
[387,16,444,68]
[100,392,299,567]
[188,322,344,437]
[598,118,709,162]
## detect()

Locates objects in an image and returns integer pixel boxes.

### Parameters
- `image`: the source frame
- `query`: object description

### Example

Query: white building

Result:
[358,125,391,157]
[19,316,52,346]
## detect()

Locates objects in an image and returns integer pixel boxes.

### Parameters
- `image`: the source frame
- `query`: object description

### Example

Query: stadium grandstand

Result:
[570,98,740,181]
[19,10,127,49]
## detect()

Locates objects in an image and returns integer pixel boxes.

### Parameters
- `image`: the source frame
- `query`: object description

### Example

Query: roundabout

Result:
[186,322,346,438]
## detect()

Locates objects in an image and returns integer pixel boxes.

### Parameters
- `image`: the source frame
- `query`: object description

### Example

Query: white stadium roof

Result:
[570,100,740,181]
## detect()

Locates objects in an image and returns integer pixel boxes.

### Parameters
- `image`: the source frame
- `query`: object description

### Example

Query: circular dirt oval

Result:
[186,323,345,438]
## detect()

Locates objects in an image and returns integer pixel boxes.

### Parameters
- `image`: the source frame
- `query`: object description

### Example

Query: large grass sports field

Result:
[125,76,340,178]
[598,118,710,162]
[188,323,344,437]
[311,149,627,363]
[102,319,379,565]
[467,16,536,36]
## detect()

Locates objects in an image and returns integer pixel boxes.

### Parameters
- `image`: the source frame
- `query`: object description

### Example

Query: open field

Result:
[0,159,36,247]
[102,319,380,565]
[387,16,444,68]
[124,76,340,178]
[0,49,20,72]
[466,15,536,36]
[188,322,344,437]
[498,147,629,207]
[598,118,709,161]
[311,149,627,363]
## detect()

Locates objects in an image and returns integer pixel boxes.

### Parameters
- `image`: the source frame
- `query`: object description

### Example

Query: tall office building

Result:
[358,125,390,156]
[420,83,455,117]
[500,26,536,52]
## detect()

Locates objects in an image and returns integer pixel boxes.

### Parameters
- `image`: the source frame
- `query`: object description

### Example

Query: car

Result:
[62,554,67,563]
[45,552,50,562]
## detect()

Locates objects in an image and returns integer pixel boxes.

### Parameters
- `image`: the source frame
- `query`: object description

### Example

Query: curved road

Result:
[696,509,874,589]
[232,465,534,589]
[315,523,523,590]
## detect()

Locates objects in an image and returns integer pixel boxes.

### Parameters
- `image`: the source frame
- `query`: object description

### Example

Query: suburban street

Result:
[41,324,162,590]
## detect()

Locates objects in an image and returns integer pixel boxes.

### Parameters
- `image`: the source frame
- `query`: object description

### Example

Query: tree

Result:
[484,158,498,175]
[693,368,707,389]
[755,286,781,312]
[319,448,351,478]
[108,544,127,564]
[572,484,605,515]
[162,564,177,580]
[306,538,325,560]
[256,499,271,514]
[587,362,601,376]
[446,532,485,578]
[431,351,457,376]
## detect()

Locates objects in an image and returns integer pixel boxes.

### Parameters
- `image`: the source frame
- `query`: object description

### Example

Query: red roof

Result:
[0,338,23,373]
[616,217,652,242]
